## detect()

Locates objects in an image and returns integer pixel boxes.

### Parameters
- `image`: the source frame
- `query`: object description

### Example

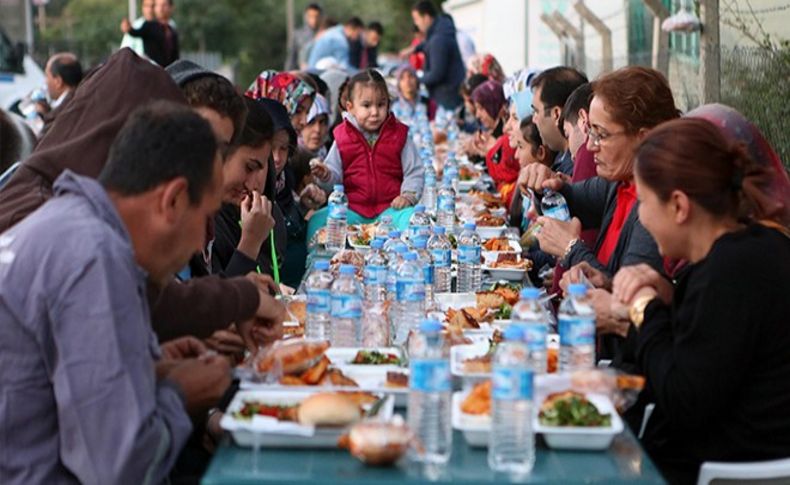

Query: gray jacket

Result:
[0,171,191,484]
[560,177,663,277]
[285,24,315,70]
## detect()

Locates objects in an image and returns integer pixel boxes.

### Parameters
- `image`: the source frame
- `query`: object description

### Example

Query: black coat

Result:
[416,15,465,110]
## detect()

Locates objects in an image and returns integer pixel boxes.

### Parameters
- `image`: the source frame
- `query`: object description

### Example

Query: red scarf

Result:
[596,183,637,266]
[486,135,520,206]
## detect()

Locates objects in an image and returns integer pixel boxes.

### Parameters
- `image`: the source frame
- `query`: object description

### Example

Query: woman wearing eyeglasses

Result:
[517,66,679,367]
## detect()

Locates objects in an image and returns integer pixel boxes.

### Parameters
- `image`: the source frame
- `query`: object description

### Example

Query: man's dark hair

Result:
[99,101,217,205]
[306,72,329,97]
[529,66,588,110]
[367,21,384,36]
[520,118,558,161]
[305,3,322,13]
[559,82,593,128]
[412,1,438,17]
[181,75,247,144]
[345,17,364,29]
[227,97,274,157]
[460,73,487,97]
[51,56,83,88]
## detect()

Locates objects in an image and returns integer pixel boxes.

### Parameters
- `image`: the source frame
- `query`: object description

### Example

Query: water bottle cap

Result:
[403,252,417,261]
[568,284,588,296]
[388,230,401,238]
[503,325,526,341]
[520,287,541,300]
[419,319,443,333]
[333,184,344,193]
[314,260,330,271]
[463,222,477,231]
[433,226,446,235]
[414,204,426,213]
[394,245,408,253]
[370,239,384,249]
[339,264,356,275]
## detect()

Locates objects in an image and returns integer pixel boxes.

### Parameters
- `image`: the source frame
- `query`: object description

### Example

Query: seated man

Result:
[0,102,232,483]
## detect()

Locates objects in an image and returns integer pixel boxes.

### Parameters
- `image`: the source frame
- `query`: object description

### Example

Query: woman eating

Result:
[611,118,790,483]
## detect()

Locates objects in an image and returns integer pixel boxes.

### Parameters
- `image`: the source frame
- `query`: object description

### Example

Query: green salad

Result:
[538,393,612,427]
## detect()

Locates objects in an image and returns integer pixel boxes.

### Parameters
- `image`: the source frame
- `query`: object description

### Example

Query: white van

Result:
[0,28,45,111]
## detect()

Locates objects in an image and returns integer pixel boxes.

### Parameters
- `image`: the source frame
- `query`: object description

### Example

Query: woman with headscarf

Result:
[466,53,505,83]
[471,80,520,206]
[246,70,316,132]
[391,65,436,122]
[299,93,330,159]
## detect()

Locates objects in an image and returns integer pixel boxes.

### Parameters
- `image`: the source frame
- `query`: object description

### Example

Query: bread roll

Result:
[298,393,361,427]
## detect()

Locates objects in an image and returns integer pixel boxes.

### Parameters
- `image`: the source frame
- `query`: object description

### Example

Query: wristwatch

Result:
[629,295,655,329]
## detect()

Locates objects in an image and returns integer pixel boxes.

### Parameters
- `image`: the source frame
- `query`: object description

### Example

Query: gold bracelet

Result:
[562,238,579,261]
[629,295,656,329]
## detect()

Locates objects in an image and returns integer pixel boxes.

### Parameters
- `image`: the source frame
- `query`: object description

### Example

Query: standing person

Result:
[410,1,465,111]
[529,66,588,176]
[307,17,364,71]
[309,69,423,240]
[0,102,231,484]
[351,21,383,69]
[120,0,155,57]
[121,0,180,67]
[286,3,323,71]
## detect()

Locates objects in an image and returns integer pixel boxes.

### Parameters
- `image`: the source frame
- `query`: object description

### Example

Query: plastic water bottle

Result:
[364,239,388,301]
[412,237,434,304]
[363,240,390,346]
[386,245,407,301]
[305,260,333,341]
[457,223,482,293]
[541,190,571,222]
[408,319,452,464]
[558,284,596,371]
[383,230,408,255]
[326,184,348,251]
[330,264,363,346]
[488,325,535,475]
[393,252,425,346]
[445,165,460,194]
[428,226,452,293]
[436,179,456,231]
[376,215,394,239]
[512,288,549,373]
[422,172,437,216]
[408,204,432,240]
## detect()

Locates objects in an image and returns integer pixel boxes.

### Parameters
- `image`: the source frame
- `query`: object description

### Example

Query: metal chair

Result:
[697,457,790,485]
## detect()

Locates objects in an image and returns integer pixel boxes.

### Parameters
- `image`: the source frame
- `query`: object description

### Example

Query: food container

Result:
[325,347,404,372]
[221,390,394,448]
[434,292,477,310]
[458,179,478,192]
[483,266,526,282]
[450,342,491,379]
[534,393,624,450]
[477,225,507,240]
[348,419,412,466]
[451,391,491,447]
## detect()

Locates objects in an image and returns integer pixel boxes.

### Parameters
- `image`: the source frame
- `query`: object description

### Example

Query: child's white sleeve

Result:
[399,138,424,199]
[317,141,343,192]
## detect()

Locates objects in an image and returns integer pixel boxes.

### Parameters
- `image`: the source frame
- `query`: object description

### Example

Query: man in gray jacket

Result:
[285,3,323,70]
[0,102,230,484]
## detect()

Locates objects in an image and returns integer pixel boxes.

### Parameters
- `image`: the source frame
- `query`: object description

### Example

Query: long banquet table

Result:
[202,428,666,484]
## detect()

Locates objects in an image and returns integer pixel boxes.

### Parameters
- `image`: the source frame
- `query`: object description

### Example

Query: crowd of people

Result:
[0,0,789,484]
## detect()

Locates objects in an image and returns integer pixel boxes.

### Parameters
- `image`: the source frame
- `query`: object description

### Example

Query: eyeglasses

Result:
[588,126,627,147]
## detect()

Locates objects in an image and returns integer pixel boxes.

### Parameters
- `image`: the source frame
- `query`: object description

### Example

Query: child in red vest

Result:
[308,69,424,241]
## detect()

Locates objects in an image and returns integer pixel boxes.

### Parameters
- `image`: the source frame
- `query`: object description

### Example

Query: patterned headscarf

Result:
[503,68,541,121]
[686,103,790,227]
[471,80,506,121]
[466,53,505,82]
[306,94,329,125]
[245,70,315,117]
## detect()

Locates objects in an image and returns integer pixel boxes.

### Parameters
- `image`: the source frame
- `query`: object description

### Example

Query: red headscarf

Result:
[486,135,520,206]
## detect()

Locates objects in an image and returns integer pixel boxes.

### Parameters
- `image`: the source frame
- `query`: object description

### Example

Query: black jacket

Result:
[417,15,465,110]
[128,20,179,67]
[636,224,790,482]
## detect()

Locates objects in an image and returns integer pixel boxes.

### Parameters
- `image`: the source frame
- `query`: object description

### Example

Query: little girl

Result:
[309,69,423,240]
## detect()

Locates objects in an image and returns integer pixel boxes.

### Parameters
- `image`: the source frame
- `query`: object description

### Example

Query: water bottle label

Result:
[409,225,430,240]
[331,294,362,318]
[520,321,548,352]
[559,316,595,346]
[492,367,534,401]
[431,248,451,268]
[328,202,347,220]
[364,265,388,286]
[410,359,451,392]
[438,194,455,213]
[543,204,570,222]
[396,280,425,302]
[423,265,434,285]
[307,289,331,313]
[458,245,481,264]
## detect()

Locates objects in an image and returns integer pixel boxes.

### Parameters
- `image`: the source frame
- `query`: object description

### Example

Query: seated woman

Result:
[470,80,520,206]
[509,118,557,228]
[459,73,487,135]
[308,69,424,240]
[391,65,435,122]
[520,66,678,363]
[299,94,330,159]
[246,69,315,132]
[610,118,790,483]
[211,97,284,278]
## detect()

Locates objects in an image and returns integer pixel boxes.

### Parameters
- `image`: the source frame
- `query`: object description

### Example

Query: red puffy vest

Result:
[333,114,408,218]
